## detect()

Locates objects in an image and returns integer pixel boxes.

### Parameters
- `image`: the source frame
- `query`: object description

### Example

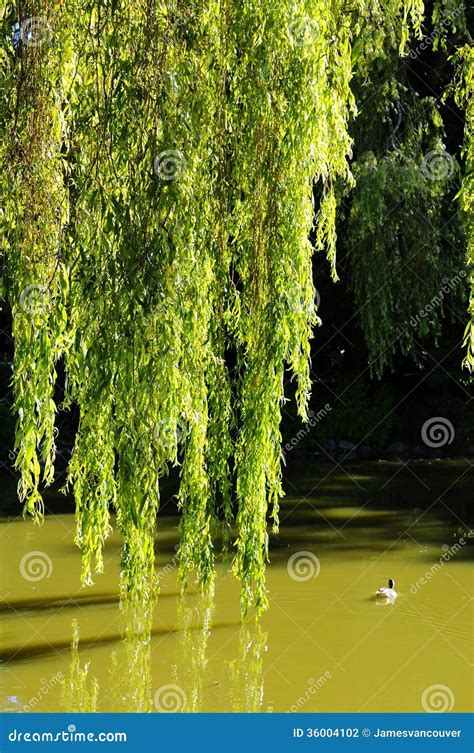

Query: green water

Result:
[1,461,473,713]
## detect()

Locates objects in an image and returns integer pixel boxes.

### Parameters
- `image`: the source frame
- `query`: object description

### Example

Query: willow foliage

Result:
[346,97,464,375]
[452,45,474,371]
[342,0,470,375]
[2,0,456,614]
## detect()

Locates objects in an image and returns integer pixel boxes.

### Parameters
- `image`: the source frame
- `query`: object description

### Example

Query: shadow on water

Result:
[0,590,180,616]
[0,610,242,666]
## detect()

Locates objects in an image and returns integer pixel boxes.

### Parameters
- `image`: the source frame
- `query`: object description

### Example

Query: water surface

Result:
[1,461,473,713]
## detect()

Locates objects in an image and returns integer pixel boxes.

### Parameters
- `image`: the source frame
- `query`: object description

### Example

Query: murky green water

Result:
[1,461,473,713]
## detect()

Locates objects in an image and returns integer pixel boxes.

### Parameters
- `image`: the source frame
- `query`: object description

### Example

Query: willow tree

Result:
[2,0,469,613]
[454,44,474,371]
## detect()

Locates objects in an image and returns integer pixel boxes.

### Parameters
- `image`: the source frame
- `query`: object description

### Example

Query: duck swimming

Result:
[376,578,398,601]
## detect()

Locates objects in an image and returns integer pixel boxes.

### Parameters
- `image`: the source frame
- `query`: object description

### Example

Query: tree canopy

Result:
[0,0,471,613]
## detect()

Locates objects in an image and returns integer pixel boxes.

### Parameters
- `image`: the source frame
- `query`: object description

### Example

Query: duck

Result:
[376,578,398,601]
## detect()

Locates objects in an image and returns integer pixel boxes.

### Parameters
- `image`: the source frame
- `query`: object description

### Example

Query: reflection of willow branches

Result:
[61,620,99,712]
[61,597,155,712]
[60,596,267,713]
[108,596,155,712]
[172,589,216,712]
[225,620,268,712]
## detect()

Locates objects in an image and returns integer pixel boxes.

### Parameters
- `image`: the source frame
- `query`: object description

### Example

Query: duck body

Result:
[375,578,398,602]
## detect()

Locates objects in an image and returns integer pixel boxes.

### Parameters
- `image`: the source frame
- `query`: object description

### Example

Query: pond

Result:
[1,460,472,713]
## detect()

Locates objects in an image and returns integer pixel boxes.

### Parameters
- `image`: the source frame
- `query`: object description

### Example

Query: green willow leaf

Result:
[3,0,465,615]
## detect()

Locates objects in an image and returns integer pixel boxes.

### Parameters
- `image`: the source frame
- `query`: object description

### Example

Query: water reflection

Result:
[61,621,99,712]
[225,621,269,712]
[59,592,269,713]
[171,590,215,712]
[109,599,155,712]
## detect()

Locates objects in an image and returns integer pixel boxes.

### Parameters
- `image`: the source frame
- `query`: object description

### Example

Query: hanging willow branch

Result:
[451,45,474,371]
[2,0,429,613]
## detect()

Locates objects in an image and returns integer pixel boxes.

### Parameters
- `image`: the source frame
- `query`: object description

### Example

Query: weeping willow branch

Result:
[1,0,438,614]
[452,45,474,370]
